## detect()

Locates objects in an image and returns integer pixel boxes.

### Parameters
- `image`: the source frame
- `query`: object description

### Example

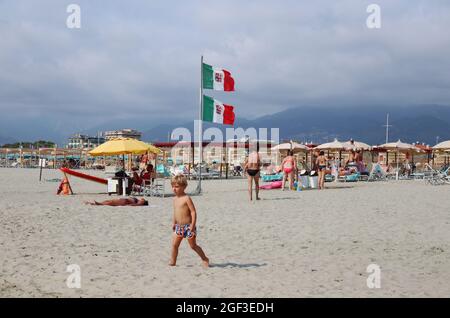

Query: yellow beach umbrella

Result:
[145,142,162,154]
[89,138,158,156]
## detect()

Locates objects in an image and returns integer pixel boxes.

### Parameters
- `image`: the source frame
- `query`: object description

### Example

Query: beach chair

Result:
[338,172,360,182]
[426,165,450,186]
[132,178,165,197]
[262,173,283,182]
[368,164,387,182]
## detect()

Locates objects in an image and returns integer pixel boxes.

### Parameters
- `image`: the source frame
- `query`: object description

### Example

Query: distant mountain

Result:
[1,105,449,146]
[142,105,450,145]
[0,134,16,146]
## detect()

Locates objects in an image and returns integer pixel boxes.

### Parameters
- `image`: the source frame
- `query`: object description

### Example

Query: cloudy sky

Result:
[1,0,450,141]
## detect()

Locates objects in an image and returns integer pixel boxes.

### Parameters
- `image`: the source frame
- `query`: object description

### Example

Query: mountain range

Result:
[141,105,450,146]
[1,105,449,146]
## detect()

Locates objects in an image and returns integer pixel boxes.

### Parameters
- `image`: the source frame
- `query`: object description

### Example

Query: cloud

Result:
[1,0,450,139]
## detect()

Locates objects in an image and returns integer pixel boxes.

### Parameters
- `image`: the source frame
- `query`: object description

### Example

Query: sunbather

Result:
[84,197,148,206]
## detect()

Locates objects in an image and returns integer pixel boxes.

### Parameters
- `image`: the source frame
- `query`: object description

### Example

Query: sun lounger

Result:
[338,172,360,182]
[262,173,283,182]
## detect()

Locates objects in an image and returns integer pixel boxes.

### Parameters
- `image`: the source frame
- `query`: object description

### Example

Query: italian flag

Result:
[202,95,235,125]
[202,63,235,91]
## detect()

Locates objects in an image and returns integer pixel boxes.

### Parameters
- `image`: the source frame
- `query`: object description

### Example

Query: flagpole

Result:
[195,55,204,194]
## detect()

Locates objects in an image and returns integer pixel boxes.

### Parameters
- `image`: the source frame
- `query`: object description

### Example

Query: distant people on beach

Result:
[141,163,155,184]
[244,143,262,201]
[169,175,209,267]
[84,197,148,206]
[140,153,149,170]
[316,151,327,190]
[281,150,297,191]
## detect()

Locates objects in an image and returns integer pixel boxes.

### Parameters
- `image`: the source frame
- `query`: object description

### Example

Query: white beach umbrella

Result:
[343,140,372,150]
[379,140,417,152]
[315,139,346,150]
[379,139,417,180]
[272,142,309,151]
[433,140,450,151]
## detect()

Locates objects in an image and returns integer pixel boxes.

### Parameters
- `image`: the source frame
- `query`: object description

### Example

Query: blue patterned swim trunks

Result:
[174,224,196,239]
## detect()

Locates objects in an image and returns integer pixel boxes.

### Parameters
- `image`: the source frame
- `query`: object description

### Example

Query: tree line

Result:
[1,140,56,149]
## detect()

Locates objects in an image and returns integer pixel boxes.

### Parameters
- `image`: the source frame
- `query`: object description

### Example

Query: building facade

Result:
[104,129,142,140]
[67,134,105,149]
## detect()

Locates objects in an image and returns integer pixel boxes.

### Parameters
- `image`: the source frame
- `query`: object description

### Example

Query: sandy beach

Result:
[1,167,450,297]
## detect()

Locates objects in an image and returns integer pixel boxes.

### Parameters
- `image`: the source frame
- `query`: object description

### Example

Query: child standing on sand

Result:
[169,175,209,267]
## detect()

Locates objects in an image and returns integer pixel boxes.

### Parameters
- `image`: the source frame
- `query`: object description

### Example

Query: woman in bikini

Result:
[244,143,261,201]
[316,151,328,190]
[281,150,297,190]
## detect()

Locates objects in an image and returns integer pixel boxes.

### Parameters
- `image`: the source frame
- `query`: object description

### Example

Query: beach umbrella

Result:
[145,142,162,154]
[89,138,162,196]
[379,139,417,180]
[343,140,371,150]
[433,140,450,151]
[379,140,417,152]
[315,139,346,151]
[89,138,160,156]
[272,142,309,151]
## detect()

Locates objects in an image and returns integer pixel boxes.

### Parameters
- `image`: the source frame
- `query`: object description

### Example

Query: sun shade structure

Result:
[342,140,372,150]
[433,140,450,151]
[316,139,346,151]
[379,140,417,152]
[89,138,161,156]
[378,140,418,180]
[272,142,309,151]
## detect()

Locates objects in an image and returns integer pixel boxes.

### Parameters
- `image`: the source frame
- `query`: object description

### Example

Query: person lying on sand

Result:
[84,197,148,206]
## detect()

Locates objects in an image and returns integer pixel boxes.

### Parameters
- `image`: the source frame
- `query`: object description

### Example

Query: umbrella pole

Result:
[396,151,399,180]
[122,154,126,196]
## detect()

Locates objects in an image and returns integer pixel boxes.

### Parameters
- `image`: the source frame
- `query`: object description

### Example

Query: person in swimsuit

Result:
[244,143,261,201]
[281,150,297,190]
[315,151,328,190]
[84,197,148,206]
[169,174,209,267]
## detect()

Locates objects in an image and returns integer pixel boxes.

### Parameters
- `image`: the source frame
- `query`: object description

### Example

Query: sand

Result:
[1,167,450,297]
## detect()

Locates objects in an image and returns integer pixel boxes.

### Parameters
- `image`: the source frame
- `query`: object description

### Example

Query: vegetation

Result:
[1,140,56,149]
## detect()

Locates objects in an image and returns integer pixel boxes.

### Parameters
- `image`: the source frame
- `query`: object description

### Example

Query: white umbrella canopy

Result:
[343,140,371,150]
[316,139,346,150]
[433,140,450,150]
[272,142,309,151]
[379,139,417,152]
[378,140,418,180]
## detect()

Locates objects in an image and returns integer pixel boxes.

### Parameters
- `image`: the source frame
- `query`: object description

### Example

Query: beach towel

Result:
[259,181,282,190]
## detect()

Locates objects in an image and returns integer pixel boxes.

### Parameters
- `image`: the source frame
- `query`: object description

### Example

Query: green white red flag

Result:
[202,95,235,125]
[202,63,235,91]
